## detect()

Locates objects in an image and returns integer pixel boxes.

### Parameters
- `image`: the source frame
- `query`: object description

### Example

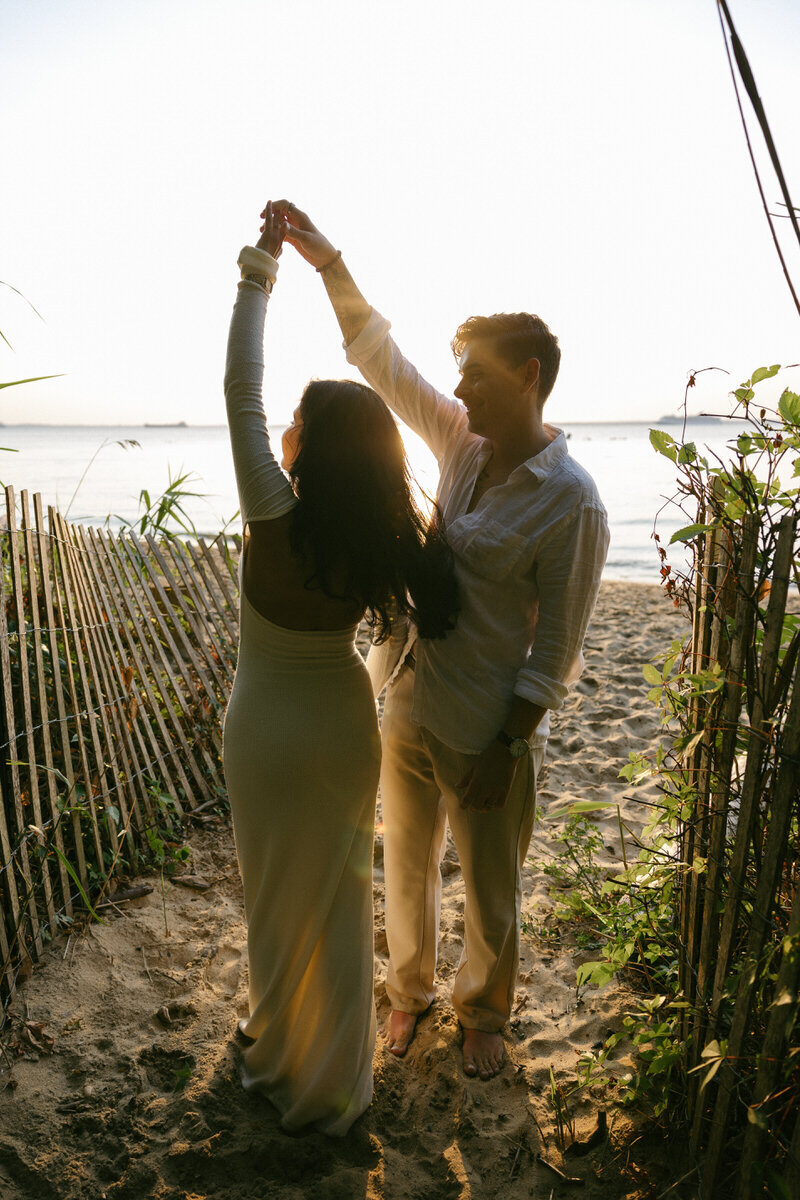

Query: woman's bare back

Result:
[243,515,363,631]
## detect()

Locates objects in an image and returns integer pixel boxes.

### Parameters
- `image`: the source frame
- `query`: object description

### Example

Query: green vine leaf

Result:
[675,731,705,757]
[725,497,747,520]
[649,429,677,462]
[750,364,781,385]
[669,523,715,545]
[576,960,618,990]
[778,389,800,428]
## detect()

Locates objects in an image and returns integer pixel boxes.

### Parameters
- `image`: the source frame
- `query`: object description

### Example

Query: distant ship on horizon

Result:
[143,420,188,428]
[655,413,726,424]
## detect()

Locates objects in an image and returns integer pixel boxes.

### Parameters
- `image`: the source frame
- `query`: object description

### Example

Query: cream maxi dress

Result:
[222,268,380,1136]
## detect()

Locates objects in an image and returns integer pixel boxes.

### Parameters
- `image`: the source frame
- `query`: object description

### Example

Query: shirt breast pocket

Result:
[448,516,530,581]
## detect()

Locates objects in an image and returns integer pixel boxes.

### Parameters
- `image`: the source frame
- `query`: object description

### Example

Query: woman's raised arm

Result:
[224,202,296,526]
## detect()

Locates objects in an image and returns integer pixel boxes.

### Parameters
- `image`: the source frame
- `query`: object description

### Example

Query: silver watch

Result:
[496,730,529,759]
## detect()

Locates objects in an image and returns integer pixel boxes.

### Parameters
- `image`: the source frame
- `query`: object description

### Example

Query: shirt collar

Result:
[473,426,568,483]
[519,427,568,482]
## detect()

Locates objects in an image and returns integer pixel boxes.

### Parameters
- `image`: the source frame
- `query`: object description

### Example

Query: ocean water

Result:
[0,420,746,582]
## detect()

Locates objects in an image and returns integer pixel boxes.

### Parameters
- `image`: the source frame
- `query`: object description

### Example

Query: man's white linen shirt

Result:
[346,310,610,756]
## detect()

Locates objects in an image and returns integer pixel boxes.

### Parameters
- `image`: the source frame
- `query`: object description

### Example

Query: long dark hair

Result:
[287,379,458,642]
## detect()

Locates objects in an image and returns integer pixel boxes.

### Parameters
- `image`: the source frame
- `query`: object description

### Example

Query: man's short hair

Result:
[451,313,561,403]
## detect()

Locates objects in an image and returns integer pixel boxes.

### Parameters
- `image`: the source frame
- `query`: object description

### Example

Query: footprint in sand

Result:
[138,1046,196,1093]
[589,705,629,721]
[622,714,657,736]
[205,944,244,998]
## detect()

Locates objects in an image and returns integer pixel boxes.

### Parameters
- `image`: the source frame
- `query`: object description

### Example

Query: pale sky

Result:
[2,0,799,427]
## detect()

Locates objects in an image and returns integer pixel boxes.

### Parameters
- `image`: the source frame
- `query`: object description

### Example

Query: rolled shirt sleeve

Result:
[513,503,609,711]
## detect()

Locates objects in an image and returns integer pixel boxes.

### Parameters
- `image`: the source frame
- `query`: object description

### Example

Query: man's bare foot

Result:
[383,1010,418,1057]
[462,1028,505,1079]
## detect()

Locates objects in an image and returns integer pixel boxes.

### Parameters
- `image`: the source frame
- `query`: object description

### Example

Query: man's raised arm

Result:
[267,200,371,343]
[273,201,465,462]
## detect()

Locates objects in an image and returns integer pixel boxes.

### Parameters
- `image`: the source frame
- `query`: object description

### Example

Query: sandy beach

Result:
[0,581,689,1200]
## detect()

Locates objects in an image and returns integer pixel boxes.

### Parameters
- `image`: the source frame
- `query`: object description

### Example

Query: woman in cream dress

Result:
[222,203,457,1136]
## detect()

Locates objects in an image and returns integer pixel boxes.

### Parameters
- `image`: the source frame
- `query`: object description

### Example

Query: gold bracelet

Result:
[316,250,342,273]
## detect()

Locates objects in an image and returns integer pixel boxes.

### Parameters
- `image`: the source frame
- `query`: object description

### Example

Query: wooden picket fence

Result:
[0,486,240,1007]
[678,510,800,1197]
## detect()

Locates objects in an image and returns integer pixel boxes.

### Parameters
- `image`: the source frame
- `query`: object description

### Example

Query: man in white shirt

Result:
[278,202,609,1080]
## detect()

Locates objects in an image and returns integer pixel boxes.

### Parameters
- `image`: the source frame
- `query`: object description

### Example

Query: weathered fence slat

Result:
[20,492,72,917]
[47,508,109,870]
[5,487,55,936]
[34,495,85,891]
[6,491,55,928]
[0,488,42,960]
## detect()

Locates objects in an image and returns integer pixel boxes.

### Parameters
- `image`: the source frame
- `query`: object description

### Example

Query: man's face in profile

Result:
[454,339,534,437]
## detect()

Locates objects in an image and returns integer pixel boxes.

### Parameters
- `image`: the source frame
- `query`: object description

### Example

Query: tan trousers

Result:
[381,666,545,1032]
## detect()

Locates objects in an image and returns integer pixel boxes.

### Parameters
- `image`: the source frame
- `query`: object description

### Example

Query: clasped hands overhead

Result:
[257,200,339,270]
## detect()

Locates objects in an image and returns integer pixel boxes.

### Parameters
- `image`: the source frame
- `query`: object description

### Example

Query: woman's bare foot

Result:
[383,1010,418,1057]
[462,1028,505,1079]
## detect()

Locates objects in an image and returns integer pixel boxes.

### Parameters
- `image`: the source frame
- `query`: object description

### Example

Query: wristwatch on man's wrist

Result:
[496,730,529,759]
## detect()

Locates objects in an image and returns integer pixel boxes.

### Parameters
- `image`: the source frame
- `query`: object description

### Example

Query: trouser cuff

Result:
[385,984,434,1016]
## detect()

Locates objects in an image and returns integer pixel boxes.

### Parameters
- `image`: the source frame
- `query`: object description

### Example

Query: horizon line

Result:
[0,415,730,429]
